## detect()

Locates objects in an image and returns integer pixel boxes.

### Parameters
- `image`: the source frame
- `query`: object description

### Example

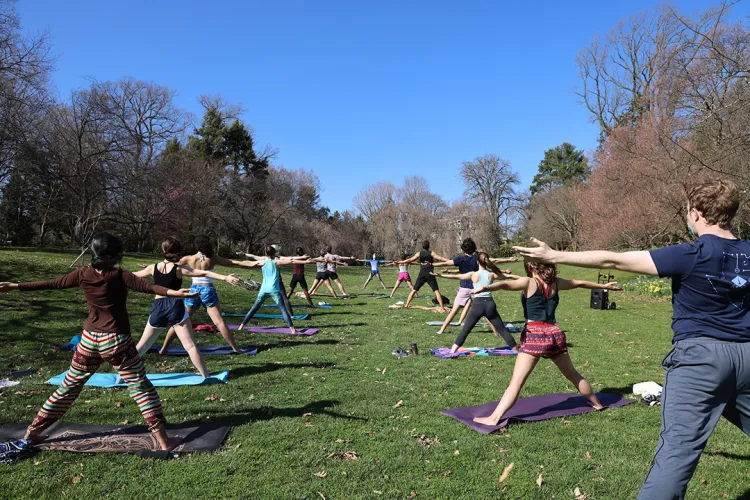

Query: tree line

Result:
[0,1,748,259]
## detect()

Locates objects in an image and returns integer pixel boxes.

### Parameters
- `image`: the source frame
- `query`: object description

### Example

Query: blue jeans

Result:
[638,337,750,499]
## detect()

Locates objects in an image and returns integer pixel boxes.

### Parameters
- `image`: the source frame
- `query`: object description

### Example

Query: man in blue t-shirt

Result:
[513,179,749,499]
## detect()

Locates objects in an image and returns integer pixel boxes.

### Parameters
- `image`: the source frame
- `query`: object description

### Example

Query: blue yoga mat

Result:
[47,370,230,388]
[148,345,257,356]
[221,312,310,320]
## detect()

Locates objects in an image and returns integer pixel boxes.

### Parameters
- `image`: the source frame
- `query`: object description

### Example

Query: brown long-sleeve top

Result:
[18,267,170,335]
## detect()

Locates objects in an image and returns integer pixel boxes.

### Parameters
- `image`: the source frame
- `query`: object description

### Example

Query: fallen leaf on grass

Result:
[314,471,328,478]
[114,402,124,408]
[442,471,452,478]
[408,492,416,499]
[373,491,382,495]
[574,487,588,500]
[204,394,217,401]
[537,473,543,487]
[700,476,706,485]
[335,439,352,443]
[303,412,313,417]
[122,420,129,425]
[498,462,514,483]
[415,435,439,447]
[304,422,315,427]
[327,451,359,461]
[366,430,376,435]
[71,477,81,484]
[585,451,591,459]
[382,367,387,375]
[393,400,403,408]
[563,420,571,425]
[318,492,326,500]
[453,449,460,455]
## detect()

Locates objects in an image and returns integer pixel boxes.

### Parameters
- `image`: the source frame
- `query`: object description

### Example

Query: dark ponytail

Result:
[90,232,124,270]
[161,237,183,262]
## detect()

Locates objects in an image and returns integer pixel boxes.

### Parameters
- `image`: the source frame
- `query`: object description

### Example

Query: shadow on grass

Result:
[319,323,368,329]
[736,490,750,500]
[231,362,340,378]
[256,339,340,352]
[599,385,637,396]
[705,451,750,460]
[185,399,366,426]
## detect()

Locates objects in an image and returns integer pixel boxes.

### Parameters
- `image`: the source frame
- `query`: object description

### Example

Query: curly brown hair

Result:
[524,260,557,285]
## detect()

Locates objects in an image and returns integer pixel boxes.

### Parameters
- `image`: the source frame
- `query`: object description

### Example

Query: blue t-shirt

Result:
[368,259,380,272]
[453,254,479,289]
[649,234,750,342]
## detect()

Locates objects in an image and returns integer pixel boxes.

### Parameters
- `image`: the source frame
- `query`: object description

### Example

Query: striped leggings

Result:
[27,331,166,435]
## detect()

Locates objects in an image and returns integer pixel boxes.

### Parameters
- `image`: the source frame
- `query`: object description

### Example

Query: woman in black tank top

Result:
[131,238,241,378]
[469,260,622,427]
[402,240,450,311]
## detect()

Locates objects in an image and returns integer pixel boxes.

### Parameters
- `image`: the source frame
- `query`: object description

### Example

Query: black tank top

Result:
[153,262,182,291]
[522,278,559,324]
[420,250,433,270]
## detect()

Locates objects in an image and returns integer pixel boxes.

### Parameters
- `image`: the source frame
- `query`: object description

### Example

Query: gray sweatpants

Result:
[638,337,750,499]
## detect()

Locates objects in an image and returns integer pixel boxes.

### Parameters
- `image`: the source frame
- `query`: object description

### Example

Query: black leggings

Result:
[454,297,516,348]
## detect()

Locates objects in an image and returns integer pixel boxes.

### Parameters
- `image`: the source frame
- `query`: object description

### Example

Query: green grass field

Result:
[0,249,748,499]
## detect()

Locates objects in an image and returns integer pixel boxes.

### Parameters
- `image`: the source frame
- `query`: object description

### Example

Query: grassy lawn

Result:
[0,248,748,499]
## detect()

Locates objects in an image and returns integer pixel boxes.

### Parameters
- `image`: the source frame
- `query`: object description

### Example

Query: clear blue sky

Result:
[17,0,747,213]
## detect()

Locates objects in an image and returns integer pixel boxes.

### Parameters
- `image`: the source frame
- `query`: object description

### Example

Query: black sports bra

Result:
[153,262,182,291]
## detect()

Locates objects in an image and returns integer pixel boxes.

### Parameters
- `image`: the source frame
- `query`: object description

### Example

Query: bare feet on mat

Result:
[237,323,245,331]
[473,416,501,426]
[588,402,604,410]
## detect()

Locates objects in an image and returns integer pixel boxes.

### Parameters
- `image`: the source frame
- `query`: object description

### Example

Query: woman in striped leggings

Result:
[0,233,197,450]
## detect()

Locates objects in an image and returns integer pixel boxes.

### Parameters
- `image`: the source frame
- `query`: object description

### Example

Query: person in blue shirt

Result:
[513,179,750,500]
[357,254,388,290]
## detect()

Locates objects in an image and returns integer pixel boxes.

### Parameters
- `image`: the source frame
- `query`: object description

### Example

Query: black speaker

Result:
[590,289,608,310]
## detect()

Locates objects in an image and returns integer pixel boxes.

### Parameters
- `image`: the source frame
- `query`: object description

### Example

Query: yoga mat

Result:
[221,312,310,320]
[0,422,229,453]
[441,392,635,434]
[430,347,517,358]
[262,303,331,309]
[47,371,230,388]
[149,345,257,356]
[225,324,318,336]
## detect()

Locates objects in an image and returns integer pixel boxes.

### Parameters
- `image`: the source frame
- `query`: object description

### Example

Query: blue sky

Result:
[17,0,747,213]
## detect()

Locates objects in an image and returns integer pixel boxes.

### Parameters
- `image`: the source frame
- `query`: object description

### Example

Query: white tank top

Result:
[192,268,215,284]
[399,264,409,272]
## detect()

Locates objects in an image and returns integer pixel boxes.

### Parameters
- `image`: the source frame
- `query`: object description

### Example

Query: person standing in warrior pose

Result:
[402,240,450,312]
[0,233,197,450]
[358,254,388,290]
[132,237,241,376]
[160,235,262,354]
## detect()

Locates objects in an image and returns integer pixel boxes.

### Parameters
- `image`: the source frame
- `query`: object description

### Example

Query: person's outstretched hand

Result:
[603,282,623,291]
[500,269,513,274]
[430,272,441,277]
[225,275,242,287]
[472,286,489,294]
[173,288,200,299]
[0,282,17,293]
[512,237,555,263]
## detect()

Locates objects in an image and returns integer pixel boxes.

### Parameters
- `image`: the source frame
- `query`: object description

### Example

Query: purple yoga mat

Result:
[226,324,318,336]
[430,347,517,358]
[441,392,634,434]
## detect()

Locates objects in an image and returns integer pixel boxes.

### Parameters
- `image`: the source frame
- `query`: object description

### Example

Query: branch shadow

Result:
[254,339,340,352]
[230,362,340,378]
[704,451,750,461]
[183,399,366,426]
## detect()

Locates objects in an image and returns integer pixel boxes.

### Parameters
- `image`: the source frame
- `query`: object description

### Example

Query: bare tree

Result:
[353,181,397,220]
[460,154,521,248]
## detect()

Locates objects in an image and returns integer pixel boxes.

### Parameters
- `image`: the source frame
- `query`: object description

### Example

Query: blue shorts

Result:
[184,284,219,310]
[371,270,380,275]
[148,298,189,328]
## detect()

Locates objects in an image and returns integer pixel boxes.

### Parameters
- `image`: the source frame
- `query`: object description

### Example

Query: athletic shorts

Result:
[184,284,219,310]
[413,270,439,292]
[290,274,308,290]
[454,287,473,307]
[315,272,328,280]
[371,270,380,275]
[397,272,411,282]
[148,297,189,328]
[327,270,339,280]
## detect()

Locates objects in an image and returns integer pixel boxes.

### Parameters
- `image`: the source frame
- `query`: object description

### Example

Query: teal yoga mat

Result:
[262,303,331,309]
[221,312,310,320]
[47,370,229,388]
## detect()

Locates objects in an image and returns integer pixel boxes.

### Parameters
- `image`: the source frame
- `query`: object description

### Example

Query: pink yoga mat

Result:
[226,324,318,336]
[441,392,634,434]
